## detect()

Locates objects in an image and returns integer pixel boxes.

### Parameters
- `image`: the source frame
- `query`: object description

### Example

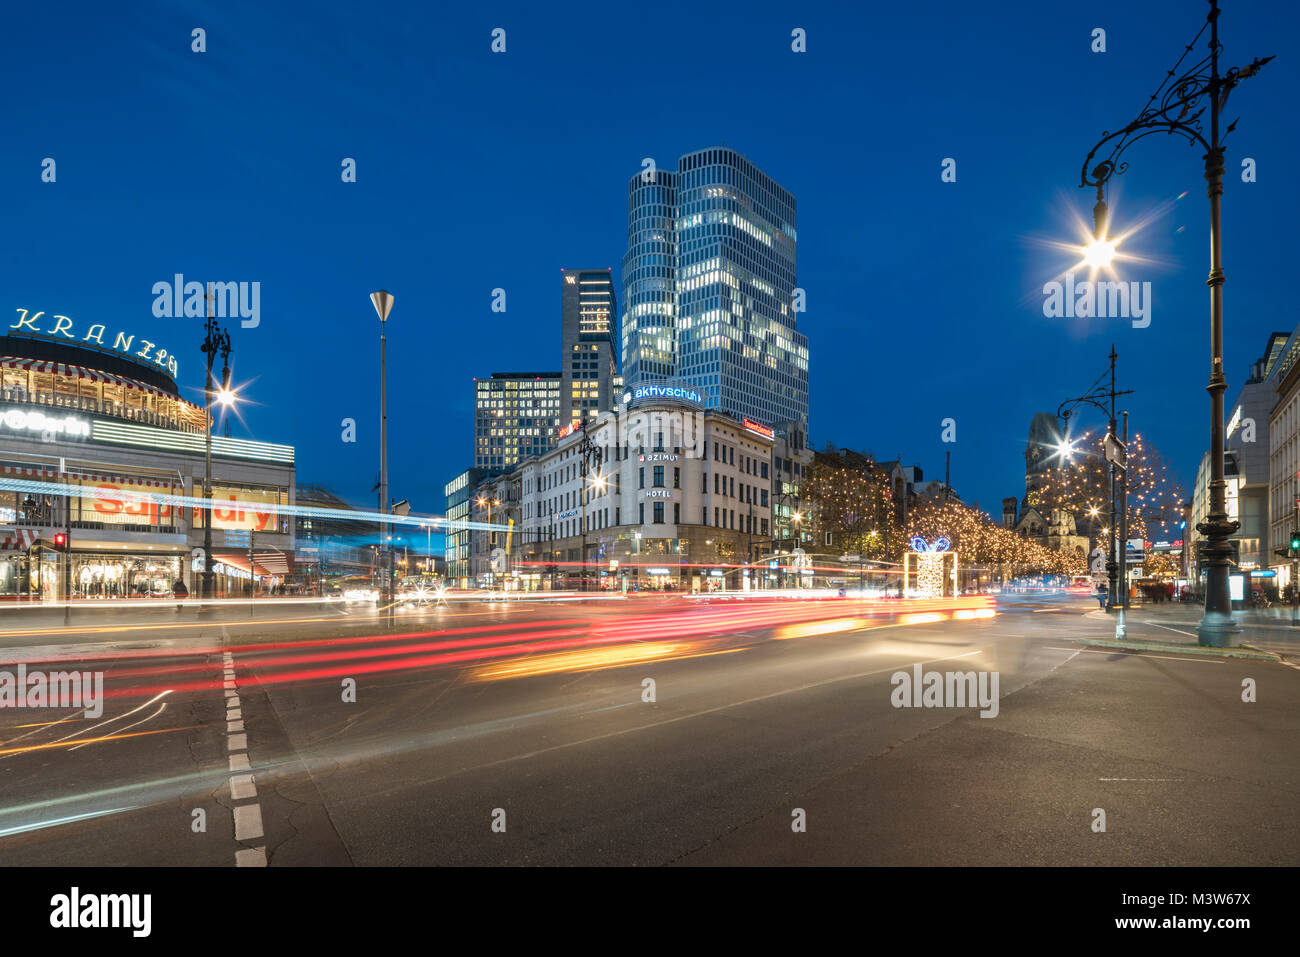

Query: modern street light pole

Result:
[1076,0,1270,645]
[199,302,232,600]
[370,290,394,609]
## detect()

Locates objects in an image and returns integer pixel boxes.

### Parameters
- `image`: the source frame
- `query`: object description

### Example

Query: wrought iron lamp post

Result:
[1076,0,1270,645]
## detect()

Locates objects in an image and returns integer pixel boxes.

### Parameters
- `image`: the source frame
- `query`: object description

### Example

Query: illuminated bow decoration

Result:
[909,536,950,553]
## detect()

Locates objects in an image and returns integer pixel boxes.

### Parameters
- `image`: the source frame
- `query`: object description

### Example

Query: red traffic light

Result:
[54,533,67,550]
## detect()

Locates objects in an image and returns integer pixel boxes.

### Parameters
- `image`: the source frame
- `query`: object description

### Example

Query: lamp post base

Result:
[1197,611,1239,648]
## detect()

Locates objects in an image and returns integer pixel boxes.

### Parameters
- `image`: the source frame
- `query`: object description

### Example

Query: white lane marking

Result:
[227,720,244,733]
[226,695,240,709]
[1045,646,1225,664]
[229,774,257,801]
[1100,777,1183,782]
[229,753,251,771]
[235,846,267,867]
[226,708,242,721]
[233,804,263,841]
[1142,620,1199,638]
[227,733,247,752]
[68,703,168,751]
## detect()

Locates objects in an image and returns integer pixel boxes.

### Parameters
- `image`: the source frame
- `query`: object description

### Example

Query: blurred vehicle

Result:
[336,575,380,604]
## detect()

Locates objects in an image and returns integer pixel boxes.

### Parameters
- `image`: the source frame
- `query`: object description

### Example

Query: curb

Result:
[1071,637,1281,661]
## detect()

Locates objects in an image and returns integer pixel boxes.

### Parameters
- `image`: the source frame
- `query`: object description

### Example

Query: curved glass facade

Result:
[622,148,809,431]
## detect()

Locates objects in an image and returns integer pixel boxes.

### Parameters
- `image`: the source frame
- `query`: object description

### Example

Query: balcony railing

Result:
[0,388,204,434]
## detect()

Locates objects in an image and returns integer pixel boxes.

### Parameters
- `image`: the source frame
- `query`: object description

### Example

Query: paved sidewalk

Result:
[1082,605,1298,662]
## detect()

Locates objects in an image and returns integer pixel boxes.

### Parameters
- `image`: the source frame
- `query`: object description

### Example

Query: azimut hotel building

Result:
[0,307,295,599]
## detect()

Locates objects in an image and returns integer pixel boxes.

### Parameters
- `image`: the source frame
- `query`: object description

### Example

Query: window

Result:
[761,489,768,507]
[639,503,645,524]
[825,531,833,546]
[654,502,665,524]
[615,507,620,525]
[761,462,769,479]
[639,467,645,489]
[673,467,680,488]
[653,466,664,487]
[702,507,708,525]
[702,471,708,493]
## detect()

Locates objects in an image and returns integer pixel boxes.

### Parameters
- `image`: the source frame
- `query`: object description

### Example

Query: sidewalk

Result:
[1080,604,1294,661]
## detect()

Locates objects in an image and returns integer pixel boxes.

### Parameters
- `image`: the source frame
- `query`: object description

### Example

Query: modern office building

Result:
[621,147,809,431]
[473,372,562,471]
[560,268,618,431]
[444,466,488,587]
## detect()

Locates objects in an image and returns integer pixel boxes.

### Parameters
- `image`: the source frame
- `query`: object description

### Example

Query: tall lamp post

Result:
[200,309,233,600]
[370,290,395,606]
[578,425,603,592]
[1075,0,1270,645]
[1057,348,1133,633]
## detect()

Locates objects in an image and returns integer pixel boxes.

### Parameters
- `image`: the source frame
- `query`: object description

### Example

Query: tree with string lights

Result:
[1029,430,1185,543]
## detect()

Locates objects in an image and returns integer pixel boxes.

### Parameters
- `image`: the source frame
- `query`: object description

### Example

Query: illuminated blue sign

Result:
[622,384,703,406]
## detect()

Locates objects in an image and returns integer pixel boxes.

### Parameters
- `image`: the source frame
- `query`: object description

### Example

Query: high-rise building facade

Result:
[622,147,809,430]
[560,268,618,430]
[473,372,561,471]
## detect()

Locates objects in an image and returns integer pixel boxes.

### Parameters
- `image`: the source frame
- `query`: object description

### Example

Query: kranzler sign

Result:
[11,308,179,378]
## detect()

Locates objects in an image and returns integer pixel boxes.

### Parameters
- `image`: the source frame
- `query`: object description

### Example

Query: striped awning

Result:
[0,357,185,401]
[0,528,39,551]
[0,464,179,489]
[214,549,290,577]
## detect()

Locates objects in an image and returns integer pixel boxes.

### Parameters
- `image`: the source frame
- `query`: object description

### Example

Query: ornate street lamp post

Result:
[200,307,232,600]
[1075,0,1270,646]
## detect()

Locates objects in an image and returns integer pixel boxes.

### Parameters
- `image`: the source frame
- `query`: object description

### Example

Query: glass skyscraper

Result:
[621,147,808,430]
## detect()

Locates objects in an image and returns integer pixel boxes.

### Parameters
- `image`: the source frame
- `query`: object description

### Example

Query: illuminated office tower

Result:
[621,147,808,430]
[560,268,617,430]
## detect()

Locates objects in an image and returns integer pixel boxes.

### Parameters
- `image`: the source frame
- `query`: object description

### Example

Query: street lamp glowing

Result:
[216,386,237,406]
[1083,235,1117,269]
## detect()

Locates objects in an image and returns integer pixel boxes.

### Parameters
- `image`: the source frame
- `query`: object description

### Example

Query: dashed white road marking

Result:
[233,804,263,841]
[229,774,257,801]
[223,649,267,867]
[235,846,267,867]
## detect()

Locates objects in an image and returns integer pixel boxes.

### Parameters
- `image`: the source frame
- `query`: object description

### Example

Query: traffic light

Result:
[53,532,67,551]
[1291,530,1300,552]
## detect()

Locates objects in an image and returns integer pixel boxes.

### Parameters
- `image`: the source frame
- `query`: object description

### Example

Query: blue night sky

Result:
[5,0,1296,547]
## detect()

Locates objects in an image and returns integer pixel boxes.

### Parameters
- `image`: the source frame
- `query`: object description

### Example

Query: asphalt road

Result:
[1,593,1296,866]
